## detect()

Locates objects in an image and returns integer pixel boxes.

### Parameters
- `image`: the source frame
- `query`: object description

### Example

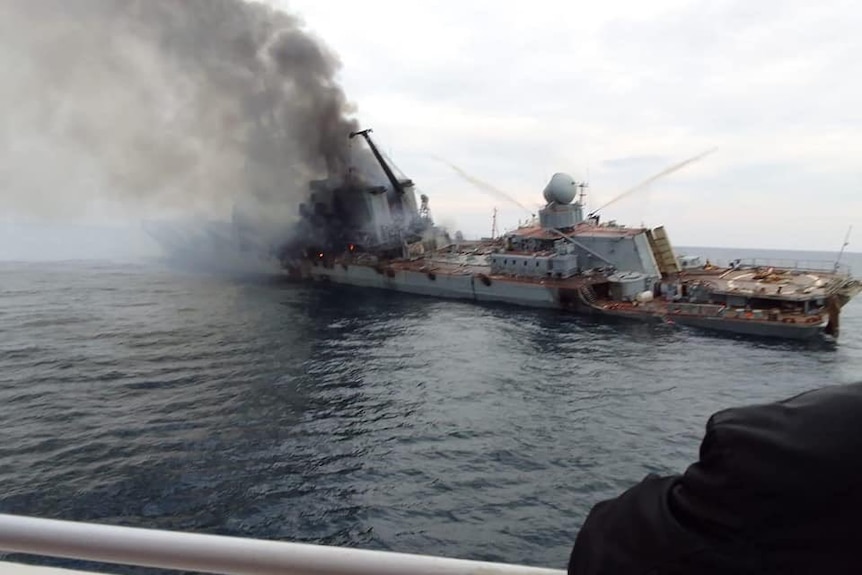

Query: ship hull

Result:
[293,261,585,310]
[671,315,826,340]
[586,305,828,341]
[289,260,841,341]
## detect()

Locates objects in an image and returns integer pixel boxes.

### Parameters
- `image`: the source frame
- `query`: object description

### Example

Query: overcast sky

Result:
[277,0,861,251]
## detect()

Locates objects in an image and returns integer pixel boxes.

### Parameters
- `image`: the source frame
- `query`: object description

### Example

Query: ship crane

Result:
[348,128,413,197]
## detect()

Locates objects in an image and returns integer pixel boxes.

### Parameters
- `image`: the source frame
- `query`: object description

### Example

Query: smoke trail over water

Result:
[0,0,358,245]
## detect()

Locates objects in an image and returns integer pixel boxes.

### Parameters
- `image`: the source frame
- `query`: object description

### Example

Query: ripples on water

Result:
[1,259,861,571]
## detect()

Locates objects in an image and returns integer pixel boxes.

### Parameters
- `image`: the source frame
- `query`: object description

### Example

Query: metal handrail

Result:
[735,257,851,275]
[0,514,565,575]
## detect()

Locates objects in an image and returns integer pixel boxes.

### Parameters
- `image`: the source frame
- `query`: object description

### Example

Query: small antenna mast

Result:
[583,161,590,212]
[834,225,853,273]
[491,207,498,239]
[577,181,588,208]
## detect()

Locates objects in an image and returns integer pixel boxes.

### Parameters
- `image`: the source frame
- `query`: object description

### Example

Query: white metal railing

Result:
[734,257,851,275]
[0,514,565,575]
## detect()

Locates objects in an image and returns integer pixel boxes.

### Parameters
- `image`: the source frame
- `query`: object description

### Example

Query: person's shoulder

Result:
[707,382,862,444]
[681,381,862,523]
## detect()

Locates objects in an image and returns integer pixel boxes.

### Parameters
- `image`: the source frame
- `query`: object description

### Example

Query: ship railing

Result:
[0,513,565,575]
[734,258,851,276]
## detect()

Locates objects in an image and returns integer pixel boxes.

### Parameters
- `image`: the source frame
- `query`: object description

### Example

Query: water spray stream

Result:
[431,156,533,215]
[589,148,718,216]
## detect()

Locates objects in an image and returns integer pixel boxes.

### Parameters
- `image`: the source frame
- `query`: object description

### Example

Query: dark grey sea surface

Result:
[1,248,861,572]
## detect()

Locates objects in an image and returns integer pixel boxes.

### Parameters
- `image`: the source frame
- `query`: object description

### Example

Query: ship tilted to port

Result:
[275,129,861,340]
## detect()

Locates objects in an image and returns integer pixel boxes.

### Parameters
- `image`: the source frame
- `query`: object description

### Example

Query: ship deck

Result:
[592,298,827,333]
[678,267,846,301]
[513,223,645,240]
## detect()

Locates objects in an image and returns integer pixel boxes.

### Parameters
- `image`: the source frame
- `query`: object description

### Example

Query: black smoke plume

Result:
[0,0,360,248]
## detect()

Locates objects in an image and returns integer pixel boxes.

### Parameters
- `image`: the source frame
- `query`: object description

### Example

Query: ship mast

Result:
[577,182,588,208]
[834,225,853,273]
[491,207,498,239]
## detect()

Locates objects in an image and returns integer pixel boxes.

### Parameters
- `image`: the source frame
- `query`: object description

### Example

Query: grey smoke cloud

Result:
[0,0,358,237]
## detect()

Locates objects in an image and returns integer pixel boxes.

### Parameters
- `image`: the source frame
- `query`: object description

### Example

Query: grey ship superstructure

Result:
[278,129,442,263]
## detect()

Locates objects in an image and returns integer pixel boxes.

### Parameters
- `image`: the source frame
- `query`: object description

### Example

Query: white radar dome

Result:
[542,172,577,205]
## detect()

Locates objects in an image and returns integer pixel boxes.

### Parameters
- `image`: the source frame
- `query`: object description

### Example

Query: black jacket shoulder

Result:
[568,382,862,575]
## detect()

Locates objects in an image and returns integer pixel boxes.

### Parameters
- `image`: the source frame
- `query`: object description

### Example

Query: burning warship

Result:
[271,129,861,341]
